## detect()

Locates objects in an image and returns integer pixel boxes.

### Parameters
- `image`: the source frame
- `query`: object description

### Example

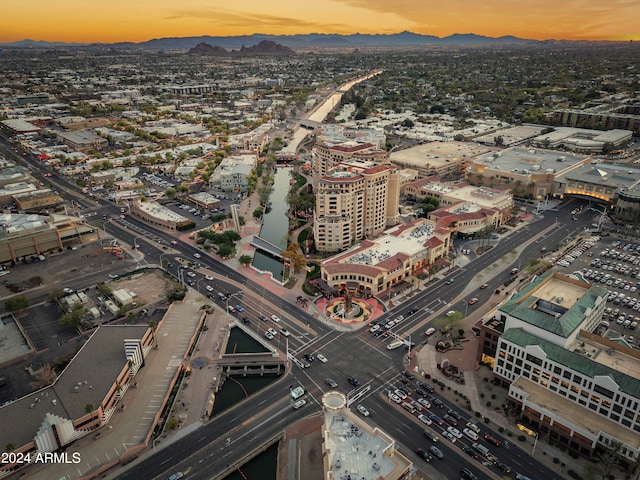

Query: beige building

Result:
[0,325,153,476]
[0,213,99,264]
[320,218,451,295]
[130,200,192,231]
[390,141,493,178]
[467,147,590,199]
[13,189,64,213]
[312,141,388,187]
[313,161,400,253]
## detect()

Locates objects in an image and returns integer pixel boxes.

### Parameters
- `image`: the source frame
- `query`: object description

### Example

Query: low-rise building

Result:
[390,141,492,178]
[209,153,256,193]
[0,213,98,264]
[0,325,153,476]
[321,391,413,480]
[130,201,192,231]
[13,189,64,214]
[320,218,451,295]
[467,147,590,199]
[57,129,108,152]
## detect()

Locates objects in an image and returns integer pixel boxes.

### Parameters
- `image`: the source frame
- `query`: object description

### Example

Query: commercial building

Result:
[320,218,451,295]
[0,213,99,264]
[13,189,64,214]
[390,141,493,178]
[209,153,257,193]
[57,129,108,152]
[484,272,640,468]
[313,161,400,253]
[533,127,633,153]
[0,325,153,476]
[130,201,192,231]
[554,163,640,207]
[403,177,514,230]
[550,103,640,135]
[467,147,590,199]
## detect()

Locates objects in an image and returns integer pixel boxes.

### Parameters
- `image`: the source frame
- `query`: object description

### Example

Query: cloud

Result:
[164,8,349,32]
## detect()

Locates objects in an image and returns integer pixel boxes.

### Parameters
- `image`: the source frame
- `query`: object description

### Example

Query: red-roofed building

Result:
[320,218,451,295]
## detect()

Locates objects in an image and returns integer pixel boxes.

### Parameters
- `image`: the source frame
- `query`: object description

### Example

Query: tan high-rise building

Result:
[312,141,388,187]
[313,160,400,253]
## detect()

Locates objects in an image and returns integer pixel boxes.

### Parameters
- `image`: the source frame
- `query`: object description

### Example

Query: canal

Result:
[252,166,292,282]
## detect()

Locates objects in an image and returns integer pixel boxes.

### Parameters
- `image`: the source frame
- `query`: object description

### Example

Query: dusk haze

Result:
[4,0,640,43]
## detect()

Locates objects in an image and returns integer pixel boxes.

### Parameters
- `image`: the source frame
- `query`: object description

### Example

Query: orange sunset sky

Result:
[3,0,640,44]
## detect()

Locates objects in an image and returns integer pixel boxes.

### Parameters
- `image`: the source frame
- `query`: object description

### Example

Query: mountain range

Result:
[0,31,539,51]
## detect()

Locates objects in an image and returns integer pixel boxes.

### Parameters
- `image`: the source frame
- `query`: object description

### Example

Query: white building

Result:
[493,272,640,468]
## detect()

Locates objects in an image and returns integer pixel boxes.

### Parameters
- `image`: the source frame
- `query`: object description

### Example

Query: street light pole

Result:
[532,431,539,456]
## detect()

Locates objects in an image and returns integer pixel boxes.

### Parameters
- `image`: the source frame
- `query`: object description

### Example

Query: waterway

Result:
[221,442,278,480]
[252,166,292,282]
[253,71,382,280]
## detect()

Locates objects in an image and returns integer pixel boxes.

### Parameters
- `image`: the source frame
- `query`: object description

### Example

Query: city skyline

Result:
[3,0,640,44]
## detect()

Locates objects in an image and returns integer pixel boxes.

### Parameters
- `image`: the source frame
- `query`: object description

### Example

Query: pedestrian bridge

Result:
[251,235,284,259]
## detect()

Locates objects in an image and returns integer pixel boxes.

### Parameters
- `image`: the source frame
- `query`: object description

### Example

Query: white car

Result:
[264,331,274,340]
[187,271,196,278]
[389,393,402,404]
[205,285,214,292]
[270,314,281,323]
[267,328,277,336]
[280,328,290,337]
[63,287,73,294]
[356,404,370,416]
[316,354,328,363]
[193,253,201,258]
[417,414,432,425]
[447,426,463,439]
[205,275,213,280]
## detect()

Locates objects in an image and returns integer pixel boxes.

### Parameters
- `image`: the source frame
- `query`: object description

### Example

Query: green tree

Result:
[239,255,253,266]
[5,295,28,313]
[48,288,65,303]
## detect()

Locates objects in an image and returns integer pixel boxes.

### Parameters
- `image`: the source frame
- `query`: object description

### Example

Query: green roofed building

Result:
[492,272,640,470]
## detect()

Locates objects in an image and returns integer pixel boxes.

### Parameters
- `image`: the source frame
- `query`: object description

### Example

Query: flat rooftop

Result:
[500,272,607,338]
[511,377,640,448]
[532,275,590,310]
[324,411,406,479]
[570,331,640,381]
[475,147,588,174]
[475,124,546,146]
[344,220,435,267]
[390,141,493,167]
[136,201,189,223]
[557,163,640,190]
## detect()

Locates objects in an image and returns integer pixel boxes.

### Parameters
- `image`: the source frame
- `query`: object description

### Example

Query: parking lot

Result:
[554,235,640,348]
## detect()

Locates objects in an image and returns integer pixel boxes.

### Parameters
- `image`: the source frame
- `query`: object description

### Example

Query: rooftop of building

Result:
[536,127,632,146]
[57,129,105,144]
[499,272,607,338]
[135,201,189,223]
[475,147,588,175]
[0,212,49,237]
[0,182,37,196]
[390,141,493,167]
[502,328,640,399]
[443,185,513,208]
[324,219,440,273]
[557,163,640,190]
[322,392,411,480]
[511,377,639,448]
[474,124,546,146]
[0,325,149,449]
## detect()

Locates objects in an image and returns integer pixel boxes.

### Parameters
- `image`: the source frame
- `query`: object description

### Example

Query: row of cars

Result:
[387,371,519,478]
[368,308,419,338]
[553,236,598,268]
